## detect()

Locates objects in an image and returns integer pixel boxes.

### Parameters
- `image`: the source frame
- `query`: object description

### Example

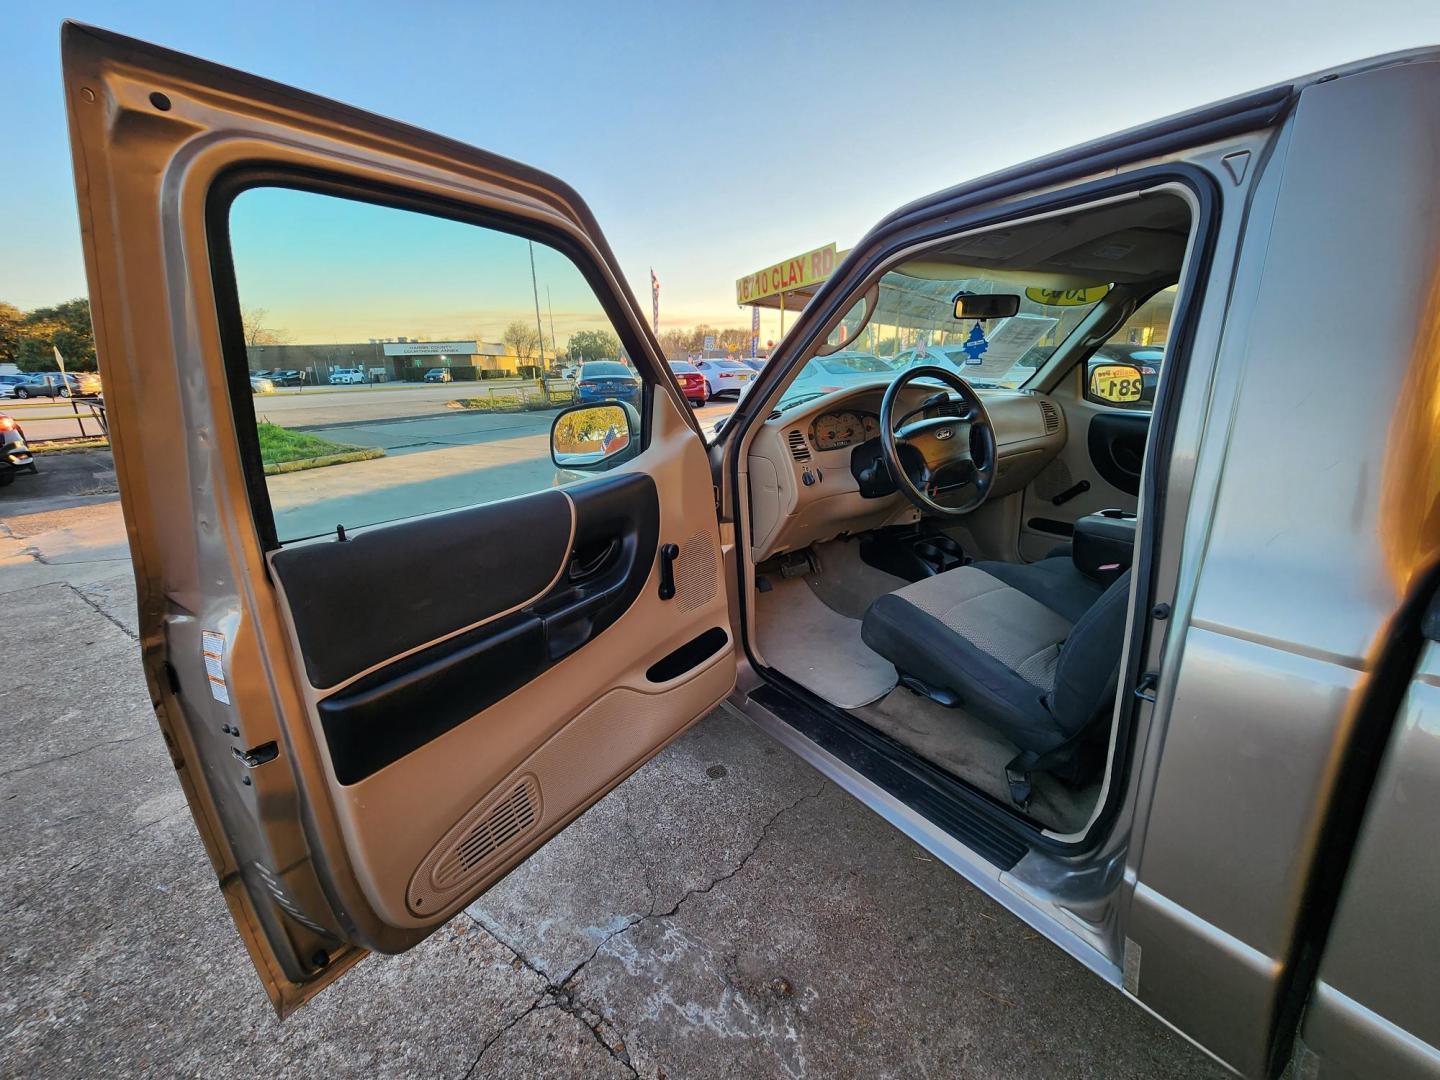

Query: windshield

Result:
[777,264,1107,410]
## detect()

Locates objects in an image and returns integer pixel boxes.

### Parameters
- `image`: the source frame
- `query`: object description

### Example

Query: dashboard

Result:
[746,380,1068,562]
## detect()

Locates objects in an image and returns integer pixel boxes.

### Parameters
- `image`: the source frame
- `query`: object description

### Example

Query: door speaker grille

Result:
[673,531,719,612]
[408,775,542,914]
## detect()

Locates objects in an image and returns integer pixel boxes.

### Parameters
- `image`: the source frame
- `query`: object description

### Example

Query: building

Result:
[246,338,525,383]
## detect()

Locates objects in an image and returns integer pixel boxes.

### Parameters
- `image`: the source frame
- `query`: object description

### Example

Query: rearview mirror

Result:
[550,402,640,471]
[952,292,1020,320]
[1088,362,1145,404]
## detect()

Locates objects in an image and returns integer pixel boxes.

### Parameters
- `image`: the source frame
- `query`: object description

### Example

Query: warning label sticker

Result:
[201,630,230,705]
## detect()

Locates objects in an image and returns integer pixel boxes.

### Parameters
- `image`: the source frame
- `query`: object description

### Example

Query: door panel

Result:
[62,22,733,1013]
[1086,413,1148,496]
[1019,367,1146,559]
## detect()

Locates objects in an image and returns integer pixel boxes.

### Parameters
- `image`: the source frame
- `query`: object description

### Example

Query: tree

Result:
[502,320,545,364]
[14,298,98,371]
[241,306,290,346]
[568,328,621,363]
[0,302,23,367]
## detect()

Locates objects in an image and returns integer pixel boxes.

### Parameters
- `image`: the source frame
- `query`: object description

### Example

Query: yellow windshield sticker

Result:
[1025,285,1110,307]
[1089,364,1144,403]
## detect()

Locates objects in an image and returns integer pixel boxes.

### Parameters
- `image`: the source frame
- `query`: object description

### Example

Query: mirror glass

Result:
[952,292,1021,320]
[552,404,634,467]
[1088,362,1145,404]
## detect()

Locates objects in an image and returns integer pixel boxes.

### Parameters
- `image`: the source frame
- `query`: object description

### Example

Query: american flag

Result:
[650,268,660,335]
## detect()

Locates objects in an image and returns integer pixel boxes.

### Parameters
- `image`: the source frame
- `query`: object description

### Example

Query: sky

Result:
[5,0,1440,344]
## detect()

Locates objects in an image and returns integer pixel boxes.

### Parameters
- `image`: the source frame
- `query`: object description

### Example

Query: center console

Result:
[1072,508,1137,586]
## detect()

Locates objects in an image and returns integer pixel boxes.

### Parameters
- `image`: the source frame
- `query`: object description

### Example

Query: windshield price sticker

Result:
[1090,364,1144,403]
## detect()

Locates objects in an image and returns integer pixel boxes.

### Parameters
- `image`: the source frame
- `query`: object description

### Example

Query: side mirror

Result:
[1088,362,1145,404]
[550,402,641,471]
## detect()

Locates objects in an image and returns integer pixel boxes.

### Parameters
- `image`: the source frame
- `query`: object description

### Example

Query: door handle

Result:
[568,538,619,582]
[658,543,680,600]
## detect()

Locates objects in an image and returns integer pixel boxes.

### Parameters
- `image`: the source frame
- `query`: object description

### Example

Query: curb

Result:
[263,447,386,475]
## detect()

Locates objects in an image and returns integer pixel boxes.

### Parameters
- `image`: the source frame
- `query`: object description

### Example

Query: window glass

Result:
[1083,286,1177,412]
[228,187,642,543]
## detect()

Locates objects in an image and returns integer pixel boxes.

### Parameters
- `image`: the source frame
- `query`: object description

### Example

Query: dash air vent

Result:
[787,430,811,462]
[1038,400,1061,435]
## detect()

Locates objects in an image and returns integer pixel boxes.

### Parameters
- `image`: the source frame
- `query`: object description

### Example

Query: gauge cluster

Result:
[810,410,881,451]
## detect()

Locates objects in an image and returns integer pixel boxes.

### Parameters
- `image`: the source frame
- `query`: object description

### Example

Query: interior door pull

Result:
[658,543,680,600]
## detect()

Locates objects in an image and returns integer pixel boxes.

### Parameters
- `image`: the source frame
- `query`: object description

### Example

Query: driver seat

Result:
[860,555,1132,785]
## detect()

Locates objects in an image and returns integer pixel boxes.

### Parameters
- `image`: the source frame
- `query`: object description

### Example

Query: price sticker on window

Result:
[1089,363,1144,404]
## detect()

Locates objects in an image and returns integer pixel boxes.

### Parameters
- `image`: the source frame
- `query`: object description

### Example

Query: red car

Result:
[667,360,707,406]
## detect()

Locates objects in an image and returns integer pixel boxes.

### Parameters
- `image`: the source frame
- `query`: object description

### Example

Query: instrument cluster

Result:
[810,410,880,451]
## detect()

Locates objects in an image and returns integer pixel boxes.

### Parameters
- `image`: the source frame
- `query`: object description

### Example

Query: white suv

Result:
[328,367,364,385]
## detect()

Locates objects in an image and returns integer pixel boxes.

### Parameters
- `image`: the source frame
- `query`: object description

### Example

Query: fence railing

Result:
[3,395,108,441]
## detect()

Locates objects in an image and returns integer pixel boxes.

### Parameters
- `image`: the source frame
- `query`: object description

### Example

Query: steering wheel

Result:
[879,365,997,517]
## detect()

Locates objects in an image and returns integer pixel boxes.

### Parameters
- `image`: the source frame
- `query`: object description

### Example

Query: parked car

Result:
[267,368,306,386]
[692,357,756,400]
[423,368,453,383]
[0,413,34,487]
[575,360,641,404]
[666,360,707,406]
[12,371,101,398]
[328,367,365,385]
[66,28,1440,1079]
[0,374,32,398]
[249,374,275,394]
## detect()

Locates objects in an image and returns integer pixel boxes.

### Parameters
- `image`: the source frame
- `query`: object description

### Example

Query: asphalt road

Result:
[0,453,1225,1078]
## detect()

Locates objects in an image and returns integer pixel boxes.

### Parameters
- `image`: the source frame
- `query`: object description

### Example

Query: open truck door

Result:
[62,22,735,1014]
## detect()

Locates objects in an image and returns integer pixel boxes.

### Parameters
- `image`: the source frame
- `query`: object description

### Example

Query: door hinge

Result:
[1133,671,1159,703]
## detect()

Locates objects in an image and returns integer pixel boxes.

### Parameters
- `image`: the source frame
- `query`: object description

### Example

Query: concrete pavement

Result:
[0,457,1225,1078]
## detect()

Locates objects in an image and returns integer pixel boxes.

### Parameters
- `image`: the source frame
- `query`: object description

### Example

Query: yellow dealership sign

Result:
[1089,363,1144,403]
[736,244,839,305]
[1025,284,1111,307]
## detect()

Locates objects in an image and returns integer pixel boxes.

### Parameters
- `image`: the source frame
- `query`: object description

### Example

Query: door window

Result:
[226,186,645,543]
[1083,286,1177,412]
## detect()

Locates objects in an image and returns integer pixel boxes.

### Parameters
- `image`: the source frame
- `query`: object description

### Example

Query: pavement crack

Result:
[645,784,824,924]
[459,990,549,1080]
[0,732,150,780]
[61,582,138,641]
[462,915,640,1077]
[459,784,823,1079]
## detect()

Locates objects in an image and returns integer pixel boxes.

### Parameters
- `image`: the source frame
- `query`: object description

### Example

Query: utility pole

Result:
[546,285,558,364]
[529,241,549,403]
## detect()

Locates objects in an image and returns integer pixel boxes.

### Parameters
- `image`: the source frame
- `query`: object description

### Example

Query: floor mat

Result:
[801,538,909,619]
[853,688,1098,834]
[754,574,898,708]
